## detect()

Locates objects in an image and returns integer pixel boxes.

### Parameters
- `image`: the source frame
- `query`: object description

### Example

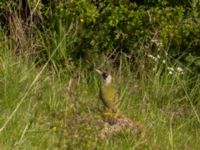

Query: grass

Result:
[0,47,199,150]
[0,1,199,149]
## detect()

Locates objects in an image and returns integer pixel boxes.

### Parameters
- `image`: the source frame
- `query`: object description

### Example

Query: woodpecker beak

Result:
[95,69,103,75]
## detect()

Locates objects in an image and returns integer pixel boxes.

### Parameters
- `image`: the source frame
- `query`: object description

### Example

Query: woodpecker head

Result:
[96,69,112,85]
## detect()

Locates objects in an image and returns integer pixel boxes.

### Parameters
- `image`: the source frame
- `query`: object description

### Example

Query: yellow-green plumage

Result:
[96,69,120,123]
[100,84,119,113]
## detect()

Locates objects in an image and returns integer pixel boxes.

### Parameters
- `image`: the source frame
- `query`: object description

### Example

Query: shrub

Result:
[0,0,199,71]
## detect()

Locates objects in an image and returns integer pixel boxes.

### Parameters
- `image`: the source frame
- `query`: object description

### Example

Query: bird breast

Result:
[100,84,119,109]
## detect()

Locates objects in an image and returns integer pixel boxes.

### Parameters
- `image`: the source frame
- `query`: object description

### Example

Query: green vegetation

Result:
[0,0,200,149]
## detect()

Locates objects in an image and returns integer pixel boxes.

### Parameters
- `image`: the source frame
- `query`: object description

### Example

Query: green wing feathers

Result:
[100,84,119,112]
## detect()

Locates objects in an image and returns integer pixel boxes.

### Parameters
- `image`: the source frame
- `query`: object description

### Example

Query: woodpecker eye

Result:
[102,72,108,79]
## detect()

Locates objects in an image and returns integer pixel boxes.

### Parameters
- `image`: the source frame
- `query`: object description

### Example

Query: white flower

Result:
[157,55,161,59]
[151,39,158,43]
[162,60,166,64]
[167,67,174,72]
[169,71,173,75]
[148,54,157,61]
[177,67,183,72]
[147,54,154,58]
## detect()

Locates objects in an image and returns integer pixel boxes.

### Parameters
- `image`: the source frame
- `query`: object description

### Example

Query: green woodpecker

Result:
[96,69,120,118]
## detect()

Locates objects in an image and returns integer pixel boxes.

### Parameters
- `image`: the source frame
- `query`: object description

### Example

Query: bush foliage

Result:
[0,0,199,71]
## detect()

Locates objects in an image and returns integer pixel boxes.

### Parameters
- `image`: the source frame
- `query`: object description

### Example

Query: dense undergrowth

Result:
[0,47,199,149]
[0,0,200,149]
